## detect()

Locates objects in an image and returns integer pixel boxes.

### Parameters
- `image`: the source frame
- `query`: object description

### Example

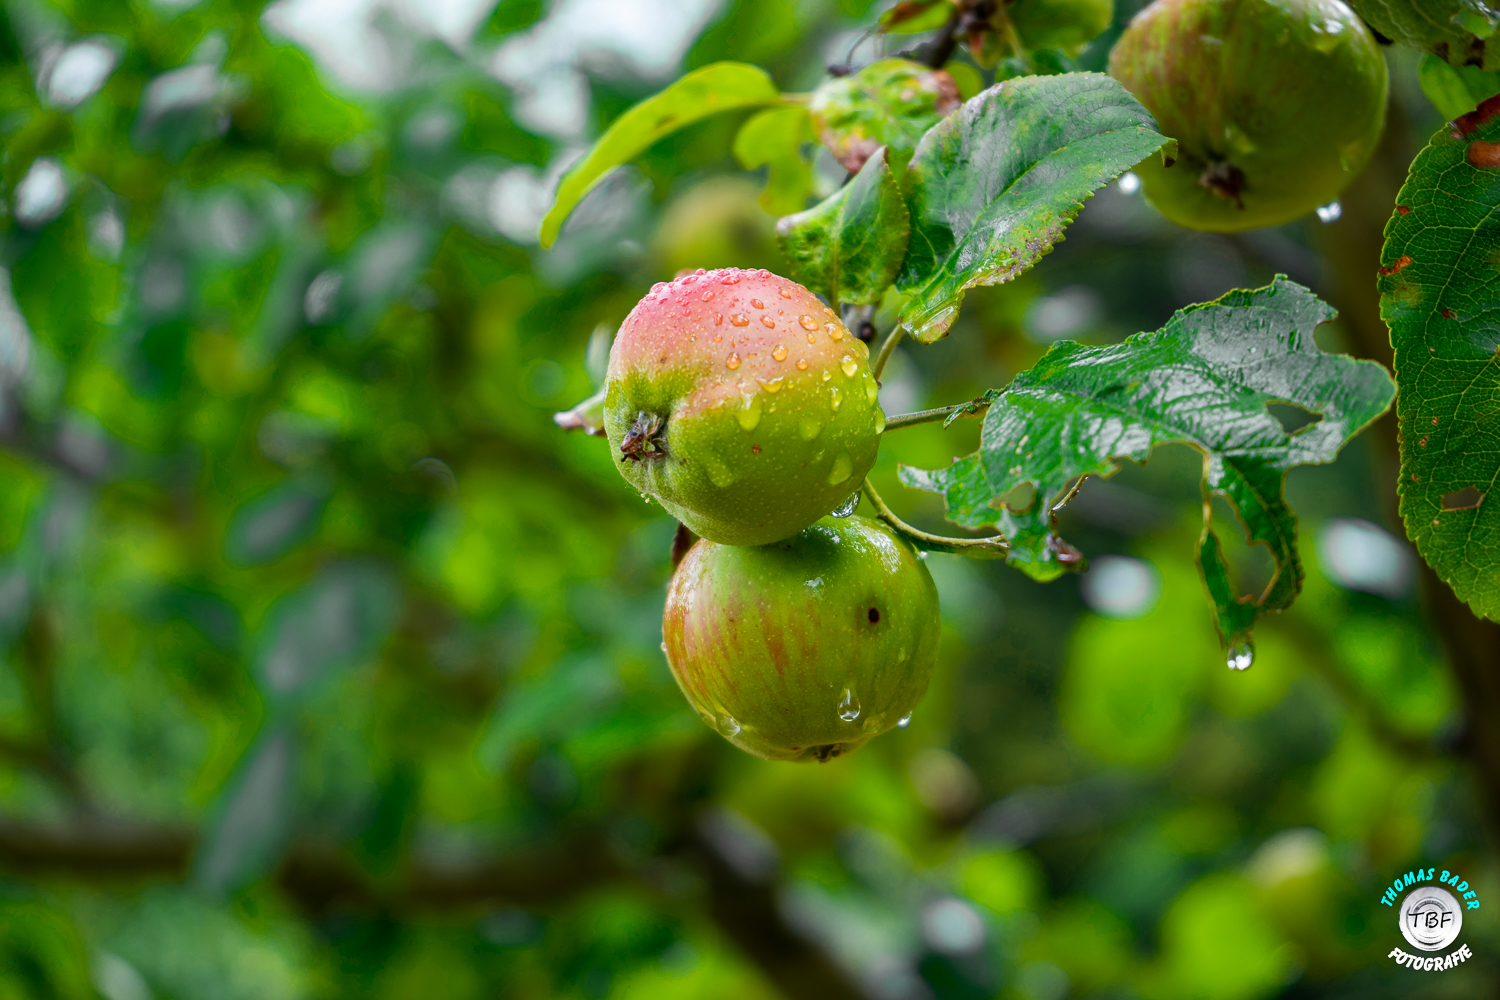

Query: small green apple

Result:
[664,515,941,762]
[1110,0,1387,232]
[605,268,883,546]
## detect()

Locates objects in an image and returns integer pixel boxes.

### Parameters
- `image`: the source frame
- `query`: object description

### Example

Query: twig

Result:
[922,8,962,68]
[871,324,905,381]
[882,393,998,433]
[861,480,1008,557]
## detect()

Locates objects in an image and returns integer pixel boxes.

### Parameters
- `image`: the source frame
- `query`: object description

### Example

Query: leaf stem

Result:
[860,480,1009,558]
[882,393,998,433]
[871,324,905,381]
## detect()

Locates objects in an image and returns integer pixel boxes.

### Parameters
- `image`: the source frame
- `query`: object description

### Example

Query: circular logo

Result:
[1400,887,1463,952]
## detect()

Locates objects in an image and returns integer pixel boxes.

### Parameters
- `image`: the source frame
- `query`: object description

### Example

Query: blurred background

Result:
[0,0,1490,998]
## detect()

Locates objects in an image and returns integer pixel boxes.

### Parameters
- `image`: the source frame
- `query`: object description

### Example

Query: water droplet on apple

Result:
[837,688,861,722]
[757,377,784,393]
[829,386,842,410]
[897,712,912,728]
[730,314,749,327]
[719,714,742,736]
[726,352,741,369]
[799,315,819,331]
[831,494,859,517]
[874,409,886,433]
[798,417,822,441]
[840,355,858,377]
[736,392,763,431]
[772,344,788,362]
[704,455,737,486]
[796,359,809,370]
[827,449,852,484]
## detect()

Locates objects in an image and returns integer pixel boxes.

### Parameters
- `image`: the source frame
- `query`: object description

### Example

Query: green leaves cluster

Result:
[903,279,1396,644]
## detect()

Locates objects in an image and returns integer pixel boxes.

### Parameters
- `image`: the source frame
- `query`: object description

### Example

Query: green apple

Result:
[1109,0,1388,232]
[664,515,941,762]
[604,268,883,546]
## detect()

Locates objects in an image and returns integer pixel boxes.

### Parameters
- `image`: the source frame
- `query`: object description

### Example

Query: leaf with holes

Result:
[896,73,1174,343]
[539,62,782,247]
[1383,96,1500,620]
[900,278,1395,644]
[776,147,910,306]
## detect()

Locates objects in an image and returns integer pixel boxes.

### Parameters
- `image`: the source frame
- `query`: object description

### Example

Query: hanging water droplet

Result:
[1226,642,1254,671]
[799,314,819,331]
[897,712,913,728]
[827,449,853,484]
[719,714,742,736]
[798,416,823,441]
[772,344,788,362]
[831,494,859,517]
[730,314,750,327]
[874,409,887,433]
[830,386,842,410]
[726,352,741,369]
[1315,200,1342,224]
[840,355,858,377]
[864,379,878,404]
[838,688,861,722]
[736,392,763,431]
[757,377,784,393]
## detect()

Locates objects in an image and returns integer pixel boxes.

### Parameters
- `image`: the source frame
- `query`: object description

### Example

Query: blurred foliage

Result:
[0,1,1491,999]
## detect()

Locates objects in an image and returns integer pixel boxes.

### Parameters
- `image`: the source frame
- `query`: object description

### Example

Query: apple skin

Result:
[604,268,883,547]
[663,516,941,762]
[1109,0,1387,233]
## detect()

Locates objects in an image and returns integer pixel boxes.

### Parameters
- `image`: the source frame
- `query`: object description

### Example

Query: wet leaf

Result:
[1346,0,1477,56]
[255,561,400,699]
[776,146,910,306]
[1383,96,1500,620]
[808,58,961,173]
[733,106,815,215]
[900,278,1395,644]
[896,73,1172,342]
[539,62,781,247]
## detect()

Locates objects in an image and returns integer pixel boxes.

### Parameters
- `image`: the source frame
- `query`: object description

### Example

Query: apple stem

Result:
[860,480,1009,558]
[871,324,905,381]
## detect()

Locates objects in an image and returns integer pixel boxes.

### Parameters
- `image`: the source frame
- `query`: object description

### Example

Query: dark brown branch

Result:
[921,8,962,68]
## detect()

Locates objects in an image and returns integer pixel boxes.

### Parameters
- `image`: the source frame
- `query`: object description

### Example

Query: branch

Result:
[861,480,1008,557]
[871,324,905,381]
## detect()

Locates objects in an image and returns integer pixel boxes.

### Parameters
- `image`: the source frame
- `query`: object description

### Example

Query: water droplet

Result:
[897,712,912,728]
[827,450,853,484]
[798,416,822,441]
[760,315,776,328]
[874,409,887,433]
[1227,642,1254,671]
[864,379,878,404]
[651,282,666,292]
[660,641,668,653]
[726,352,741,369]
[821,370,832,382]
[772,344,788,362]
[737,391,763,431]
[702,290,715,301]
[1315,200,1342,224]
[827,323,843,341]
[838,688,861,722]
[714,314,724,326]
[832,494,859,517]
[730,314,750,327]
[721,273,741,285]
[799,314,819,331]
[829,386,842,410]
[719,714,742,736]
[839,355,858,378]
[757,377,785,393]
[779,287,793,299]
[751,298,764,309]
[704,454,737,486]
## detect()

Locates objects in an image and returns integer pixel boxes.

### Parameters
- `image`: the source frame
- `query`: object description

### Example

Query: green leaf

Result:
[900,278,1395,644]
[880,0,958,33]
[194,727,296,896]
[539,62,781,247]
[808,58,962,173]
[223,474,332,566]
[896,73,1173,343]
[255,561,400,699]
[732,106,815,215]
[1418,53,1500,119]
[1346,0,1474,57]
[1383,97,1500,620]
[775,146,910,306]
